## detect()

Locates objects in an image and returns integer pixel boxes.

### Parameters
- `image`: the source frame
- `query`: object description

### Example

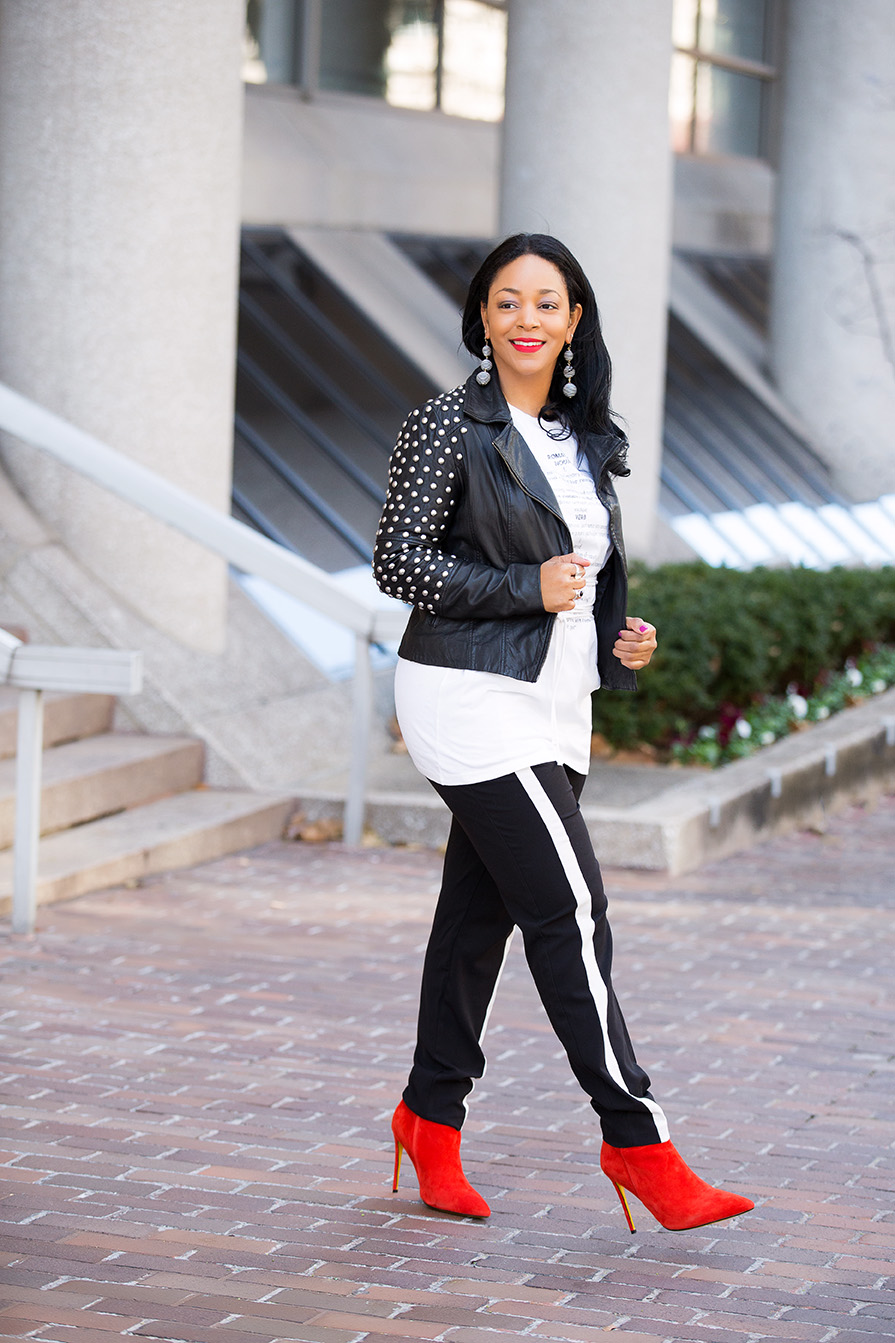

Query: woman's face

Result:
[480,253,582,390]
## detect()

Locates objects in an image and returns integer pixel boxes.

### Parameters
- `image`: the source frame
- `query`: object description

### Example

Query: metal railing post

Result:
[0,380,411,874]
[344,633,373,846]
[12,687,44,935]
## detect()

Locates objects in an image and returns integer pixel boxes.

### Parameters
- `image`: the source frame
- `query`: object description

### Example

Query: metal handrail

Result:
[0,380,408,857]
[673,45,776,81]
[1,627,143,934]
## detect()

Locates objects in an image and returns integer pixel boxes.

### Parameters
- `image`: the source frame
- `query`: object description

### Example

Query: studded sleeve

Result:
[373,398,545,620]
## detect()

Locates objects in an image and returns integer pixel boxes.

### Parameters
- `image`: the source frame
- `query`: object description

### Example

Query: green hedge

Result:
[594,563,895,751]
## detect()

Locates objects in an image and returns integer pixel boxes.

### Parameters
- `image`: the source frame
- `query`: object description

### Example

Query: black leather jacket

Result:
[373,371,636,691]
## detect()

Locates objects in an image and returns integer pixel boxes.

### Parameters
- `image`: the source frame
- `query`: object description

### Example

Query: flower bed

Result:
[670,645,895,766]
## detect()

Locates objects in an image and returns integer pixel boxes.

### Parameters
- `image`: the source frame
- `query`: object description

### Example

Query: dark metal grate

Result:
[678,252,771,336]
[233,229,437,572]
[661,314,840,517]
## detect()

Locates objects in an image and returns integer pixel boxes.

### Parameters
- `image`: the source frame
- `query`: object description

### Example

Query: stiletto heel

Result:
[390,1099,490,1217]
[601,1140,753,1233]
[610,1179,636,1234]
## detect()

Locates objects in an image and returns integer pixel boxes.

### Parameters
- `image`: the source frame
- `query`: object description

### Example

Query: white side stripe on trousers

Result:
[517,767,670,1144]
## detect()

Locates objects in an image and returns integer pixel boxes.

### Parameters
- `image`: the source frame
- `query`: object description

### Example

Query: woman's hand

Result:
[613,617,657,670]
[541,552,590,612]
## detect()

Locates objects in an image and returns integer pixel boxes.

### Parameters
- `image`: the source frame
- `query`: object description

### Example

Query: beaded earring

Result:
[562,343,577,398]
[476,341,492,386]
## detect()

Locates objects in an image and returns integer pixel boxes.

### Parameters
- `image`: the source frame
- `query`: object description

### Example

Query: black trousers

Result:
[403,761,668,1148]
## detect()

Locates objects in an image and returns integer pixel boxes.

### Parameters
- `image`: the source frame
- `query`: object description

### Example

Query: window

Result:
[244,0,507,123]
[437,1,507,122]
[244,0,305,86]
[670,0,777,158]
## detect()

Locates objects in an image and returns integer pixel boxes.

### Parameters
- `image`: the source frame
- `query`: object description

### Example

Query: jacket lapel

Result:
[463,370,625,545]
[464,372,565,523]
[491,421,565,524]
[580,432,624,488]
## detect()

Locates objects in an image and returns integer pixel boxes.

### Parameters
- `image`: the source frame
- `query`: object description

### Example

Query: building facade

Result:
[1,0,893,654]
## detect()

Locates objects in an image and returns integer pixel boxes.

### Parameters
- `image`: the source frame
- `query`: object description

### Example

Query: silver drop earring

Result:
[476,341,492,386]
[562,343,577,398]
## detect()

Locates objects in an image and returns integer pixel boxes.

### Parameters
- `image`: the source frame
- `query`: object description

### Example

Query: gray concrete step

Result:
[0,788,295,916]
[0,732,205,847]
[0,688,114,760]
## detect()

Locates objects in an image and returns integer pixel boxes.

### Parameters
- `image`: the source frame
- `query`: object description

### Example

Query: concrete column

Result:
[0,0,245,651]
[500,0,674,559]
[769,0,895,499]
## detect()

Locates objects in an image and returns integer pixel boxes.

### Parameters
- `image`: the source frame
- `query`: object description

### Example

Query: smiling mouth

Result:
[509,339,545,351]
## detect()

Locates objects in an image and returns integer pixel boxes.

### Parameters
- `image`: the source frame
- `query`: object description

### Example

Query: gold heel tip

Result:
[392,1141,403,1193]
[613,1181,637,1234]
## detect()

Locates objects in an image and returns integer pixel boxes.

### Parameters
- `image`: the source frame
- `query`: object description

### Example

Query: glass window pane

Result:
[672,0,699,51]
[669,50,696,152]
[244,0,267,83]
[316,0,449,107]
[319,0,414,99]
[439,0,507,122]
[698,0,769,63]
[694,62,765,156]
[244,0,302,85]
[384,2,439,111]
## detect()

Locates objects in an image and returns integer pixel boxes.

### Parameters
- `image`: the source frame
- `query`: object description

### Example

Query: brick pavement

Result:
[1,795,894,1343]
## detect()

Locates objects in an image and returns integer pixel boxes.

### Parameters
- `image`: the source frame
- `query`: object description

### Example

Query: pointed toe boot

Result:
[391,1099,490,1218]
[601,1139,754,1233]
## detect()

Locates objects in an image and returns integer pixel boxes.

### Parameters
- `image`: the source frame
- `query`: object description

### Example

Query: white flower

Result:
[734,718,752,739]
[871,678,887,694]
[816,705,831,720]
[787,693,809,720]
[759,730,776,745]
[846,666,863,687]
[698,725,717,740]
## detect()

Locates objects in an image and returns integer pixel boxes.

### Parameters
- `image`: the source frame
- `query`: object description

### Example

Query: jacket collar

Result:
[462,369,512,425]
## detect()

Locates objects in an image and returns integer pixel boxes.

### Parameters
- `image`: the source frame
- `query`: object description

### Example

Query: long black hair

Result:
[461,233,630,477]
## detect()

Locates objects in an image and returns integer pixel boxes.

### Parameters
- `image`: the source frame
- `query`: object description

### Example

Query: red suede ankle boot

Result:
[391,1099,490,1217]
[601,1139,754,1232]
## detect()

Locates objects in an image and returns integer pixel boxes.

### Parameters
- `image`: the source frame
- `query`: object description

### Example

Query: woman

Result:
[373,234,753,1234]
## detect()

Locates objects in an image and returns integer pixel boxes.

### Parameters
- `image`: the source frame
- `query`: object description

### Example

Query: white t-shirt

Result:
[395,405,612,786]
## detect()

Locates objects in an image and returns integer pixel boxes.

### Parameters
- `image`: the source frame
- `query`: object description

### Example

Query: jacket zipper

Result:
[491,437,568,681]
[494,437,624,559]
[491,439,572,544]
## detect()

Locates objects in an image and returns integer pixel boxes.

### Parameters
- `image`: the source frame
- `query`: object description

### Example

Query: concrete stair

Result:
[0,687,295,918]
[0,688,115,757]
